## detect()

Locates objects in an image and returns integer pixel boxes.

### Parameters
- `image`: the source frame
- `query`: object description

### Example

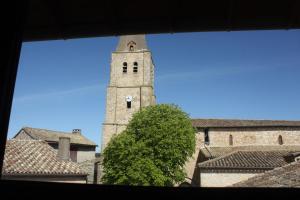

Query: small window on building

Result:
[204,128,209,145]
[127,101,131,109]
[133,62,138,73]
[127,41,136,51]
[123,62,127,73]
[278,135,283,145]
[129,45,134,51]
[70,146,77,162]
[229,134,233,146]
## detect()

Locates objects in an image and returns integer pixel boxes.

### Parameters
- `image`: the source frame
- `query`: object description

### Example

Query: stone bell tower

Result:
[101,34,156,150]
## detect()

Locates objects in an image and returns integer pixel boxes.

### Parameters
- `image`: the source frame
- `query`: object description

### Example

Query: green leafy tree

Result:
[101,104,195,186]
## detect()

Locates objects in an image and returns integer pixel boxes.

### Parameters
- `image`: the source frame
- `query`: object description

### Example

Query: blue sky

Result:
[8,30,300,152]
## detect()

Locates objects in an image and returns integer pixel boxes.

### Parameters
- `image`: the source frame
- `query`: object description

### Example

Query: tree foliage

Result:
[101,104,195,186]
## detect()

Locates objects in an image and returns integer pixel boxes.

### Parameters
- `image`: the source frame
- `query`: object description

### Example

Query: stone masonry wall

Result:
[77,149,95,163]
[200,172,260,187]
[96,161,103,184]
[208,127,300,147]
[101,124,117,151]
[141,86,155,107]
[115,87,140,124]
[103,87,117,123]
[102,50,155,150]
[110,52,146,87]
[78,159,95,184]
[184,131,205,182]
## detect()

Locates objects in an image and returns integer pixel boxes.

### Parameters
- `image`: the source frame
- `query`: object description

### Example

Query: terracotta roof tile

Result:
[231,161,300,187]
[198,150,296,170]
[200,145,300,159]
[2,139,87,176]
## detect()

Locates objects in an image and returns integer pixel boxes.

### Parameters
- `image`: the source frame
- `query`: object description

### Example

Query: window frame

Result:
[123,62,128,73]
[127,101,131,109]
[204,128,210,145]
[229,134,233,146]
[133,62,138,73]
[278,135,283,145]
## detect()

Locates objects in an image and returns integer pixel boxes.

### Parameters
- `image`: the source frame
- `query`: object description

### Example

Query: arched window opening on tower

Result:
[126,95,132,109]
[278,135,283,145]
[129,45,134,51]
[229,134,233,146]
[127,41,136,51]
[133,62,138,73]
[123,62,127,73]
[204,128,209,145]
[127,101,131,109]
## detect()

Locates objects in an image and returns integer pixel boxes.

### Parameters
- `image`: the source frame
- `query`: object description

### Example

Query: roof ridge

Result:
[23,126,73,135]
[203,145,300,148]
[21,127,97,146]
[10,139,45,142]
[192,118,300,128]
[191,118,300,122]
[198,149,295,168]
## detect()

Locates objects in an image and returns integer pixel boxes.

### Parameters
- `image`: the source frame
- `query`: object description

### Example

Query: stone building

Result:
[192,119,300,147]
[184,118,300,187]
[99,35,300,187]
[101,34,156,150]
[2,139,88,183]
[13,127,97,163]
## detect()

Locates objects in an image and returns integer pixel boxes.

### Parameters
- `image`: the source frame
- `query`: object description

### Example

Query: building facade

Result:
[101,34,156,150]
[184,118,300,186]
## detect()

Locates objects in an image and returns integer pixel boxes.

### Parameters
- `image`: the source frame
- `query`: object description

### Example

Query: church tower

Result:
[101,35,156,150]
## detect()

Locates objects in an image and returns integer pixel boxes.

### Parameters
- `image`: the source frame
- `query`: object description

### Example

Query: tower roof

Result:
[116,34,148,52]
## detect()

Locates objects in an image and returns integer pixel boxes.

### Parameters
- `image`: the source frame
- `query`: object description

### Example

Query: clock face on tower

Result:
[126,95,132,102]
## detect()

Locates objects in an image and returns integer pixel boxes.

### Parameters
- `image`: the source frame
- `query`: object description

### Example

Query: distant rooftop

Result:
[231,161,300,187]
[2,139,87,176]
[200,145,300,160]
[14,127,97,146]
[192,118,300,128]
[198,150,298,171]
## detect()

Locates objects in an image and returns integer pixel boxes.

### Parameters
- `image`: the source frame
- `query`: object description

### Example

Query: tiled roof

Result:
[231,161,300,187]
[17,127,97,146]
[200,145,300,159]
[191,118,300,128]
[2,139,87,176]
[198,150,296,170]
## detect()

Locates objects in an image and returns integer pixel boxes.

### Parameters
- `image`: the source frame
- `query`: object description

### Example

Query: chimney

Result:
[72,129,81,135]
[57,137,70,161]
